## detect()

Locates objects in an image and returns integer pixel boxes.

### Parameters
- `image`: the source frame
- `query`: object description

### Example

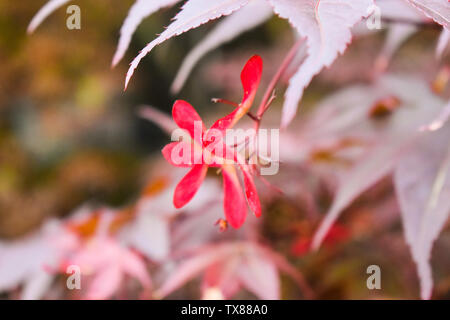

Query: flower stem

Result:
[211,98,239,108]
[254,38,303,131]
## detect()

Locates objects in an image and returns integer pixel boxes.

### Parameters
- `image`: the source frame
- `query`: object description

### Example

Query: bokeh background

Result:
[0,1,449,299]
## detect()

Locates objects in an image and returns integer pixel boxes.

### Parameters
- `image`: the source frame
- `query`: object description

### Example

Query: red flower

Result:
[161,55,263,228]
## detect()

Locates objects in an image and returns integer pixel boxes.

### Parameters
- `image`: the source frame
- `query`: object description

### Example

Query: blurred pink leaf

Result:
[125,0,251,89]
[420,100,450,132]
[0,220,79,299]
[202,261,241,299]
[351,0,426,37]
[120,212,171,262]
[311,140,404,249]
[139,105,177,135]
[21,270,55,300]
[0,233,54,296]
[120,249,153,291]
[436,28,450,59]
[394,124,450,299]
[404,0,450,28]
[268,0,374,127]
[311,75,446,249]
[171,185,224,254]
[120,169,222,261]
[235,245,280,300]
[69,237,151,300]
[353,0,427,72]
[85,264,123,300]
[379,0,429,21]
[170,0,273,93]
[157,242,283,299]
[112,0,182,66]
[118,171,179,262]
[157,241,306,299]
[156,243,236,298]
[375,23,417,73]
[27,0,70,33]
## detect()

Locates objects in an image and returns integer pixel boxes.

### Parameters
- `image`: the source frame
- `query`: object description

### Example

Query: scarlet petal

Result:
[222,165,247,229]
[172,100,205,142]
[173,164,208,208]
[208,108,239,133]
[162,142,194,167]
[202,132,237,167]
[208,56,263,133]
[240,55,263,109]
[240,165,261,218]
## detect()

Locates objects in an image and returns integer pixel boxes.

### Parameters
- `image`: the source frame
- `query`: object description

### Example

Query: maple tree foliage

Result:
[2,0,448,300]
[29,0,449,126]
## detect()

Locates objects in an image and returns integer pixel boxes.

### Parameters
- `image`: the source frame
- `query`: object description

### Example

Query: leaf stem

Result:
[211,98,239,108]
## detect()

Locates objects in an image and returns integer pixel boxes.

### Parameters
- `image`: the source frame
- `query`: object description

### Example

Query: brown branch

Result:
[379,17,441,29]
